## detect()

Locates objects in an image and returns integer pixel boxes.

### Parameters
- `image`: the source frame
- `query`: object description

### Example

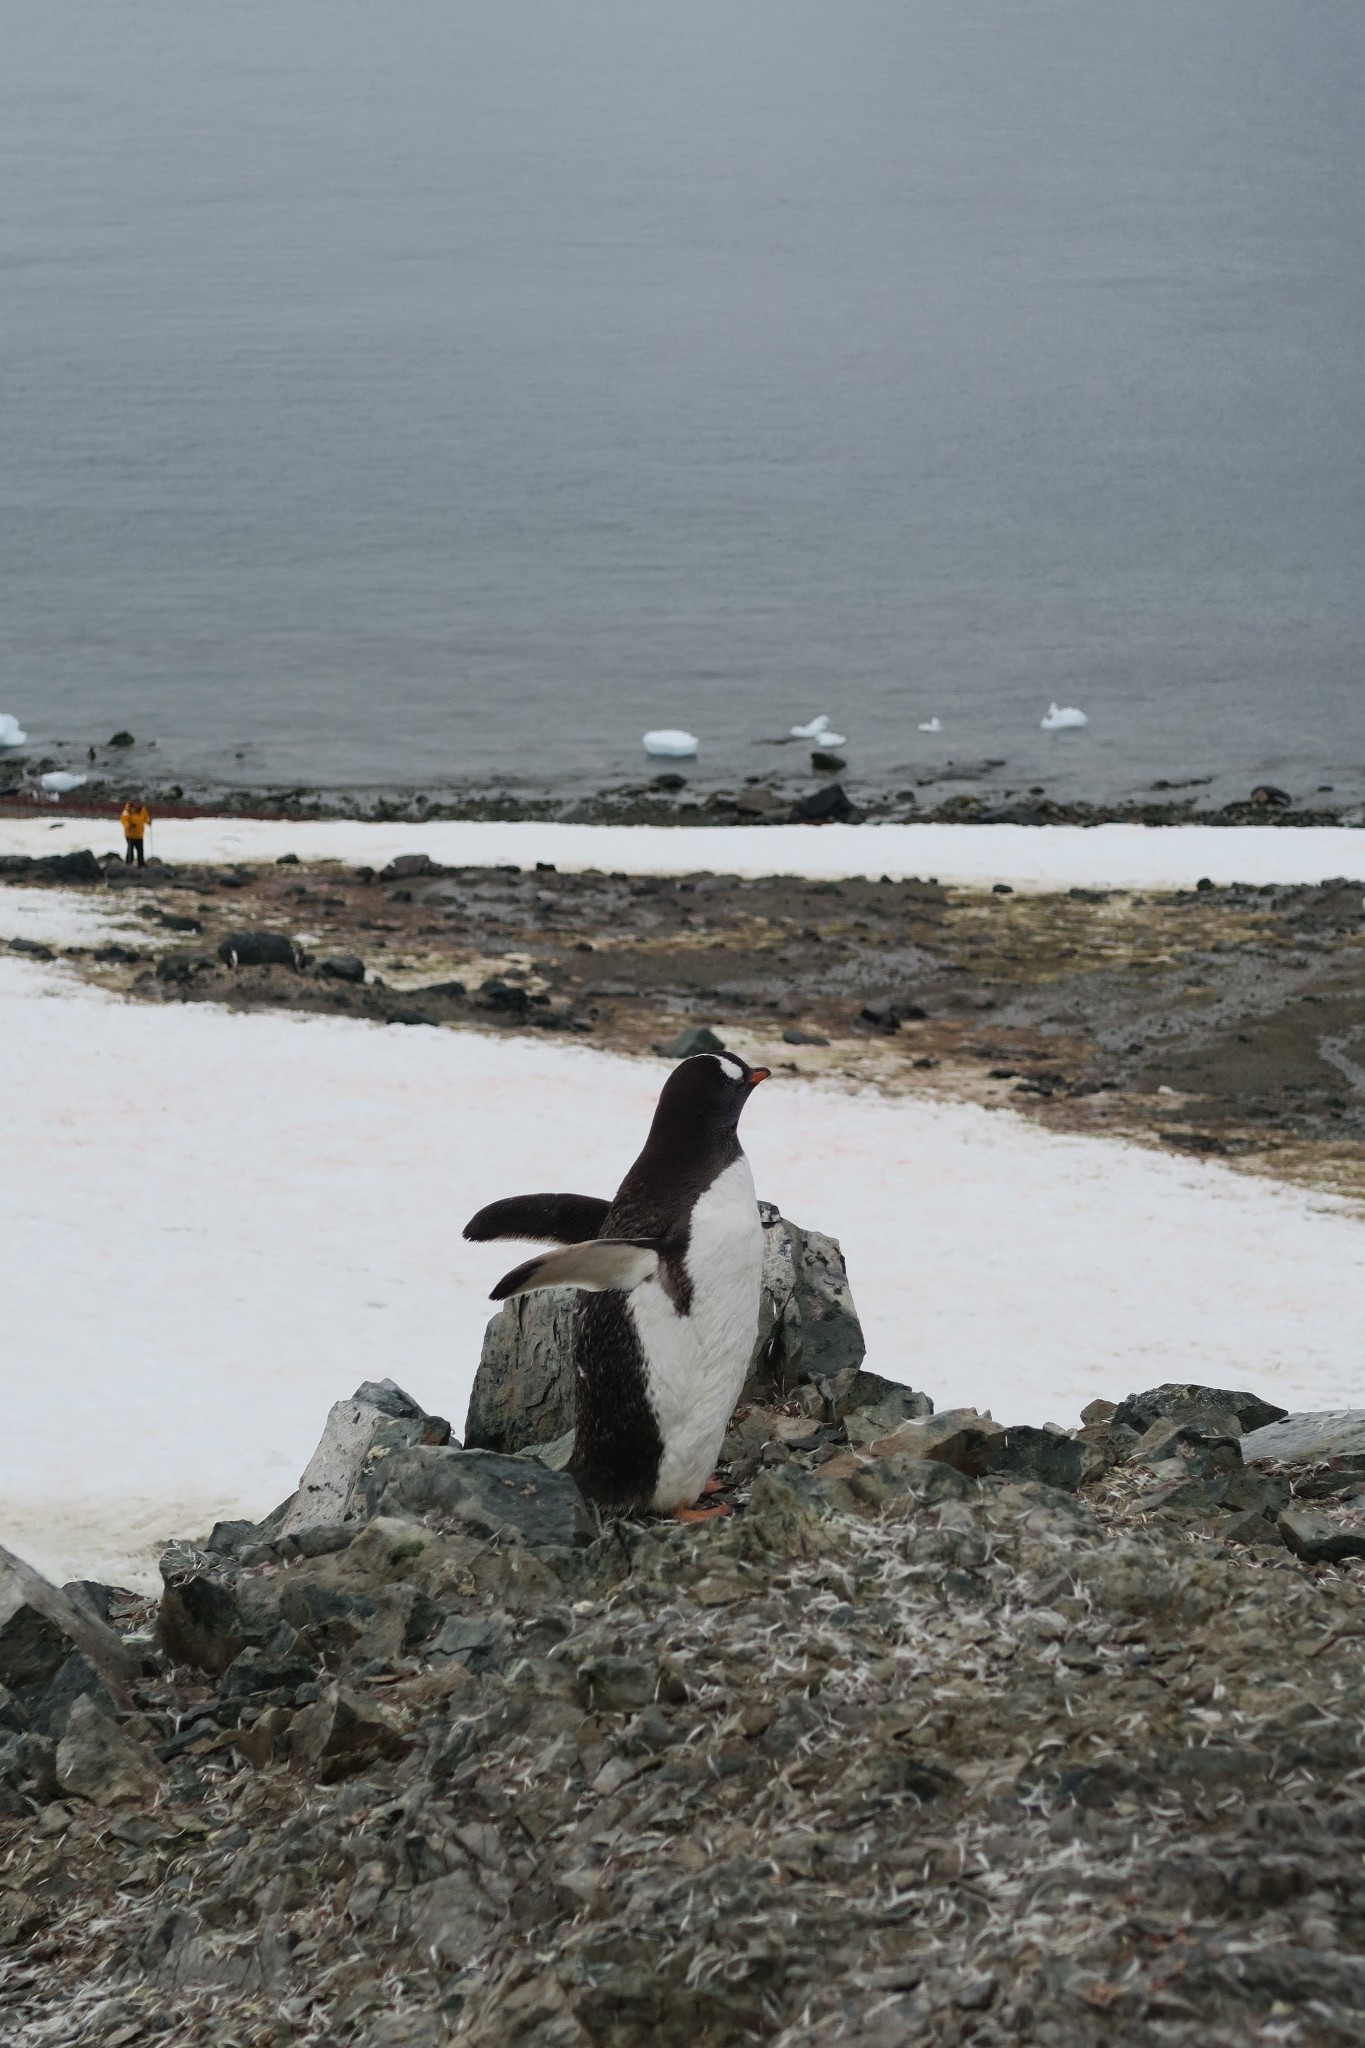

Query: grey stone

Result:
[465,1291,577,1453]
[379,853,439,880]
[0,1547,136,1732]
[985,1427,1091,1493]
[1113,1383,1287,1437]
[843,1381,936,1445]
[1242,1411,1365,1467]
[288,1683,408,1782]
[869,1409,1005,1477]
[368,1447,594,1548]
[319,953,366,983]
[219,1648,318,1701]
[1277,1509,1365,1565]
[1130,1418,1243,1477]
[663,1025,725,1058]
[0,1732,59,1805]
[751,1205,867,1392]
[55,1695,165,1808]
[217,931,300,969]
[791,782,855,823]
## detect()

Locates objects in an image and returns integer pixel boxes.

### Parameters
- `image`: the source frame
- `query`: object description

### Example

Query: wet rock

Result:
[984,1426,1091,1493]
[790,782,856,823]
[1242,1411,1365,1466]
[478,977,530,1012]
[1277,1509,1365,1565]
[288,1682,407,1782]
[217,931,300,969]
[0,849,104,884]
[367,1447,593,1548]
[55,1695,165,1807]
[858,998,902,1032]
[869,1409,1005,1477]
[318,953,366,983]
[1113,1384,1287,1436]
[781,1026,829,1045]
[662,1025,725,1057]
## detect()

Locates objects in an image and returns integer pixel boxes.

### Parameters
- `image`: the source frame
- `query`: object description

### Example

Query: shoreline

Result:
[4,808,1365,893]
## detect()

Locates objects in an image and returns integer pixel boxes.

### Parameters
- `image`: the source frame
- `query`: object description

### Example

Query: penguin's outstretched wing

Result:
[489,1238,667,1302]
[464,1193,612,1245]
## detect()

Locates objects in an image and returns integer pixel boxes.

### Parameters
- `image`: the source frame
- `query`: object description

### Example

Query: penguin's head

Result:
[651,1050,769,1144]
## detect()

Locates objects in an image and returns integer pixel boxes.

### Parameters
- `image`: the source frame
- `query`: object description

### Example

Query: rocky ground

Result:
[3,1358,1365,2048]
[4,844,1364,1200]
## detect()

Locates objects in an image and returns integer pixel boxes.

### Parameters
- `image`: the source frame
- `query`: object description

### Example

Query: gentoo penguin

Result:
[464,1052,769,1515]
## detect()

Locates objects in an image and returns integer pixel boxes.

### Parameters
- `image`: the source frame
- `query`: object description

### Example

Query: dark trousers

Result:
[124,839,145,867]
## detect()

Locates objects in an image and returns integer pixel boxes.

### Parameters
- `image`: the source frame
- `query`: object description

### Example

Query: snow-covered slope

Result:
[3,956,1362,1586]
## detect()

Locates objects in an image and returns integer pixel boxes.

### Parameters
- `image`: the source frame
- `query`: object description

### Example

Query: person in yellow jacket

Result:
[120,796,151,868]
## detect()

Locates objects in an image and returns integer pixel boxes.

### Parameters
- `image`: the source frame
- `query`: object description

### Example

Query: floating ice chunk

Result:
[811,732,846,749]
[39,771,88,796]
[643,730,700,759]
[0,713,27,749]
[790,715,831,740]
[1040,703,1088,731]
[918,717,942,733]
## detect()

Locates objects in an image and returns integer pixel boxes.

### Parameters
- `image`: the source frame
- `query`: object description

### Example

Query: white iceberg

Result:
[643,729,699,759]
[1040,703,1088,731]
[809,731,846,749]
[791,715,831,740]
[39,771,88,796]
[0,713,27,749]
[917,717,942,734]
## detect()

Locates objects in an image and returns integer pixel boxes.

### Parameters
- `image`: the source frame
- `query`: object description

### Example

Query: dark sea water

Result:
[2,0,1362,805]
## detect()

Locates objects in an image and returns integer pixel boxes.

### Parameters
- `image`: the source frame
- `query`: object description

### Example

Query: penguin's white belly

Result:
[627,1154,763,1510]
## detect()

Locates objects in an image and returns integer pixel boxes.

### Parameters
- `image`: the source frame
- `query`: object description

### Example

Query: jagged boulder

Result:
[463,1203,867,1455]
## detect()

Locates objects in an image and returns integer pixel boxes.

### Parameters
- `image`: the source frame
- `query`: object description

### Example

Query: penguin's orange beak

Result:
[747,1067,770,1086]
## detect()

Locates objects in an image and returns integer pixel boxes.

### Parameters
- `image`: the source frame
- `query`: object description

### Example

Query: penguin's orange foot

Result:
[675,1502,733,1522]
[701,1475,726,1496]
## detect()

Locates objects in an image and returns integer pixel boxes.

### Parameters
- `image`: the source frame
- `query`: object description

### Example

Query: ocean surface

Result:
[2,0,1362,804]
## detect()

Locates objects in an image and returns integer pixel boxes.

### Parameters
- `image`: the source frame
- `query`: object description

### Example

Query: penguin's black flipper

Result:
[464,1193,612,1245]
[489,1238,667,1302]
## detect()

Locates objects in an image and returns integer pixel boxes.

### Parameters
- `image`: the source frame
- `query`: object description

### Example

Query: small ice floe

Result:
[792,714,848,746]
[39,771,88,797]
[643,730,700,759]
[918,717,942,733]
[1040,703,1088,731]
[0,713,27,749]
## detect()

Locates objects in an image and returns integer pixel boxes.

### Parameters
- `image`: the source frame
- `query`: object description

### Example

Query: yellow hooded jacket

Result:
[121,802,150,843]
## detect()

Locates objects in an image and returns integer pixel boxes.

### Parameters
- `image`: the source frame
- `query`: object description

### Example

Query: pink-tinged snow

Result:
[3,813,1365,891]
[3,957,1363,1589]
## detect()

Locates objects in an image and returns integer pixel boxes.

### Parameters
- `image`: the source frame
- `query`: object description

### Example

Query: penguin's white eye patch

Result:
[716,1052,747,1081]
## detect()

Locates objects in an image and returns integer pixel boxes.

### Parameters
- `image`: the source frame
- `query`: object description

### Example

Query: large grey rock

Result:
[367,1447,594,1548]
[56,1695,165,1808]
[0,1543,136,1736]
[1277,1508,1365,1565]
[465,1291,577,1453]
[1243,1411,1365,1467]
[1113,1384,1287,1437]
[752,1204,866,1393]
[463,1205,867,1455]
[984,1426,1091,1494]
[289,1683,408,1783]
[278,1380,452,1537]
